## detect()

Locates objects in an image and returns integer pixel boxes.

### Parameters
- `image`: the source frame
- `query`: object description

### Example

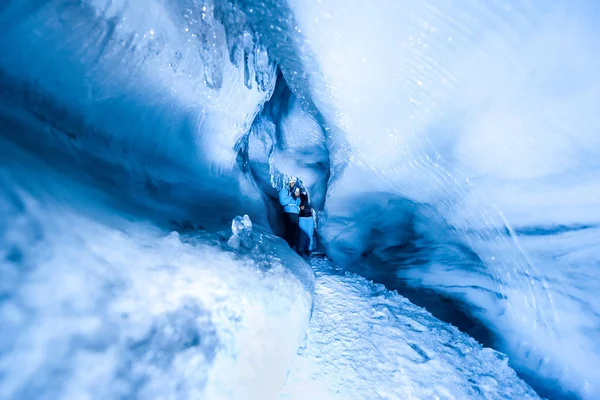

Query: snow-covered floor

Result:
[279,256,539,400]
[0,149,314,399]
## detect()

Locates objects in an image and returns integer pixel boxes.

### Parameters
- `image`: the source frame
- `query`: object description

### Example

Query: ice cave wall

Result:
[0,1,316,398]
[0,0,278,229]
[256,0,600,398]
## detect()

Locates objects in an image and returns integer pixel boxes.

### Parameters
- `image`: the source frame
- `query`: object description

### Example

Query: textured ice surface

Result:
[279,256,539,400]
[0,142,313,399]
[0,0,277,229]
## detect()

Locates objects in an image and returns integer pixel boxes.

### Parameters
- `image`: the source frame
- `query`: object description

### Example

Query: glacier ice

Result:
[2,0,600,399]
[280,256,540,400]
[0,140,313,399]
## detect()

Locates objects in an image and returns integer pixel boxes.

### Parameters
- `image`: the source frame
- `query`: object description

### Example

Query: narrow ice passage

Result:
[279,256,539,400]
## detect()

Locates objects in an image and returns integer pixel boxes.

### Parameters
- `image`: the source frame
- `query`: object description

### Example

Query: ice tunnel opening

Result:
[240,69,331,240]
[244,69,500,356]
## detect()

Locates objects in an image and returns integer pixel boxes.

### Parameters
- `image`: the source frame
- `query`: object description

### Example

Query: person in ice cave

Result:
[278,176,301,248]
[297,189,315,256]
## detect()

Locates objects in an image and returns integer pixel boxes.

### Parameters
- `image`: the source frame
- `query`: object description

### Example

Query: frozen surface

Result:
[279,256,539,400]
[2,0,600,399]
[0,0,277,229]
[0,141,313,399]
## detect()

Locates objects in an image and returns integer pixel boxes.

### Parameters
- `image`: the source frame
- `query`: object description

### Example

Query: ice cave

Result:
[1,1,599,399]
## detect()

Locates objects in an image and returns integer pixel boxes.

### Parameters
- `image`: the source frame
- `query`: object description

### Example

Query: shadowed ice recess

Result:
[1,1,599,399]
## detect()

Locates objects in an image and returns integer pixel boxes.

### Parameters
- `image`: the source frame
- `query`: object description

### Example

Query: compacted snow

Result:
[0,144,313,400]
[279,256,539,400]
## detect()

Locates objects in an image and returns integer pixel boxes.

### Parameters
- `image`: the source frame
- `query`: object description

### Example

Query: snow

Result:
[0,141,313,399]
[279,256,539,400]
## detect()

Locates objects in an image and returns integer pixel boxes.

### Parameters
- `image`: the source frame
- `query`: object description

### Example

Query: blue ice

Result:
[1,0,599,399]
